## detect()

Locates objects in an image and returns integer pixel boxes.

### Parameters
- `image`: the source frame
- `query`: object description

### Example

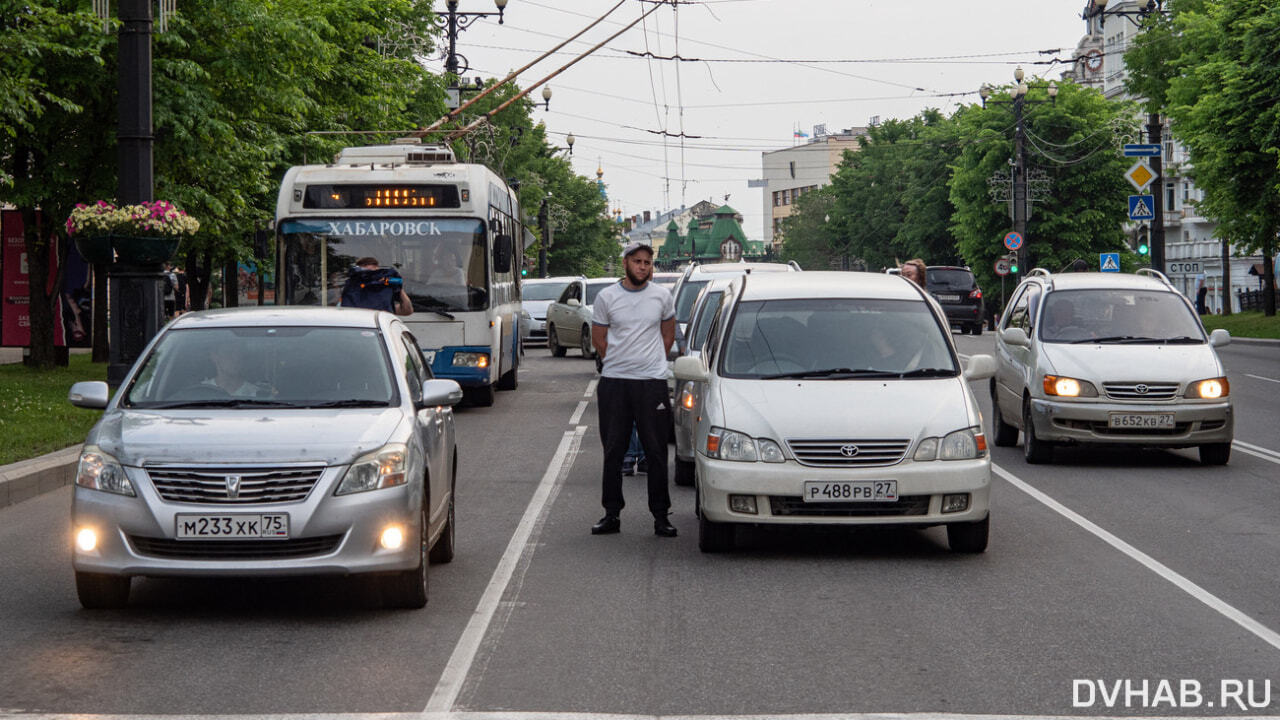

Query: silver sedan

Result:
[67,307,463,609]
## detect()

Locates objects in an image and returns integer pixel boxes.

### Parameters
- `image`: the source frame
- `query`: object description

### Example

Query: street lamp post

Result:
[981,68,1057,275]
[436,0,509,109]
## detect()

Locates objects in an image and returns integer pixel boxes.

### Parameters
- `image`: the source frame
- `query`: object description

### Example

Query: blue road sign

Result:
[1123,144,1162,157]
[1100,252,1121,272]
[1128,195,1155,221]
[1003,231,1023,251]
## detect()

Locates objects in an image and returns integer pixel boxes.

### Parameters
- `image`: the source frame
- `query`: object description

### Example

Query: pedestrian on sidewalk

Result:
[589,241,677,537]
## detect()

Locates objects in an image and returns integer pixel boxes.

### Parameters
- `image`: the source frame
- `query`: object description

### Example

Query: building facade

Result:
[760,126,867,249]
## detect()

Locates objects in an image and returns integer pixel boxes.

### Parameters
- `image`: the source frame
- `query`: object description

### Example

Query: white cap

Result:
[620,240,654,258]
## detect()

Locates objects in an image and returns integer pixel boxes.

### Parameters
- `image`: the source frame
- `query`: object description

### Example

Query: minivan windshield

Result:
[1040,289,1205,344]
[123,327,396,408]
[522,281,570,301]
[721,298,957,379]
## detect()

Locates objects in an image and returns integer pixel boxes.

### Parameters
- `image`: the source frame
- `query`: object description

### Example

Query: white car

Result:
[66,307,464,609]
[521,276,579,346]
[671,261,800,347]
[674,271,996,553]
[546,277,617,358]
[991,268,1233,465]
[672,275,740,485]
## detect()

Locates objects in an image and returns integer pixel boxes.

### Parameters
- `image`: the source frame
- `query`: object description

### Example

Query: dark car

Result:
[926,265,985,335]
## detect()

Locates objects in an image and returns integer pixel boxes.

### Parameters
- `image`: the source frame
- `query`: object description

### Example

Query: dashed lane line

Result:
[569,400,589,425]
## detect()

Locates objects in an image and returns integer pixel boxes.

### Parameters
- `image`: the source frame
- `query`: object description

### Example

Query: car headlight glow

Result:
[452,351,489,368]
[706,427,785,463]
[914,428,986,461]
[76,448,134,496]
[1190,377,1228,399]
[1043,374,1098,397]
[336,443,409,495]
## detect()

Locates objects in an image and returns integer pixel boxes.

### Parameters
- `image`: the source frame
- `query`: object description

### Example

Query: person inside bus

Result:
[340,257,412,315]
[430,245,469,287]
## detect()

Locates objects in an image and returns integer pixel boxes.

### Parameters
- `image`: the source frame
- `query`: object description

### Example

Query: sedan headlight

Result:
[914,427,987,461]
[336,443,408,495]
[1043,374,1098,397]
[706,427,785,463]
[76,447,134,496]
[453,351,489,368]
[1189,377,1229,399]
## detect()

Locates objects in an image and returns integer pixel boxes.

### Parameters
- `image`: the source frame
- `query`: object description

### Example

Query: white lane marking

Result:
[584,378,598,397]
[424,426,588,714]
[994,464,1280,653]
[1233,440,1280,464]
[1245,373,1280,384]
[569,400,588,425]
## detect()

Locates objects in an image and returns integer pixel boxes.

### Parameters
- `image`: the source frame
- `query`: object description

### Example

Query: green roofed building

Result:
[655,204,769,270]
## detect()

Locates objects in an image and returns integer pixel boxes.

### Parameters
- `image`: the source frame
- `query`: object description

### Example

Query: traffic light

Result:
[1137,225,1150,256]
[1006,252,1019,274]
[521,266,529,277]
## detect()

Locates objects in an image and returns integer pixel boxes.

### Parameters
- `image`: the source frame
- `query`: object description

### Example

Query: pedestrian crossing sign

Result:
[1100,253,1121,272]
[1128,195,1155,221]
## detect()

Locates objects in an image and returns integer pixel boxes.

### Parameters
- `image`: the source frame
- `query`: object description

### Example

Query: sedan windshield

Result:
[1040,289,1204,343]
[721,298,957,379]
[123,326,396,408]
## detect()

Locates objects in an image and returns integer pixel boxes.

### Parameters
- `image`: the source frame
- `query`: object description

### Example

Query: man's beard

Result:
[625,264,650,286]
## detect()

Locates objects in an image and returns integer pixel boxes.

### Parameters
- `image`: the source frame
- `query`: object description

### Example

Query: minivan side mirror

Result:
[963,354,997,381]
[421,378,464,407]
[999,327,1030,348]
[69,381,110,409]
[566,298,581,308]
[673,355,709,382]
[1208,328,1230,347]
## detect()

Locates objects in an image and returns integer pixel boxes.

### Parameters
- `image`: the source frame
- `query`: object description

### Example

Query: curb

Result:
[0,445,81,509]
[1227,336,1280,347]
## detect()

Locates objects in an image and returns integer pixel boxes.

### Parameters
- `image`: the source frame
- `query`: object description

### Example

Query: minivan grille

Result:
[769,495,930,517]
[146,464,326,504]
[786,439,910,467]
[1103,382,1179,400]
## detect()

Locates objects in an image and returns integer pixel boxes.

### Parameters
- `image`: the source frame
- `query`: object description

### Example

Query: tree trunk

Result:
[21,207,65,368]
[1221,238,1232,316]
[92,263,109,362]
[185,248,213,311]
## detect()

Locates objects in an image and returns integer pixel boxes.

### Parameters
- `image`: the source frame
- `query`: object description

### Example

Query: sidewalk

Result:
[0,347,22,364]
[0,444,81,509]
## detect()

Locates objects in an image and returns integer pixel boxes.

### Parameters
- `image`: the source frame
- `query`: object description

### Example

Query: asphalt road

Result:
[0,338,1277,719]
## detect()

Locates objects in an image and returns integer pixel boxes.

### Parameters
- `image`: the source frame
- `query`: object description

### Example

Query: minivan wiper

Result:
[762,367,898,380]
[1158,335,1203,344]
[304,399,391,408]
[897,367,957,378]
[147,399,299,409]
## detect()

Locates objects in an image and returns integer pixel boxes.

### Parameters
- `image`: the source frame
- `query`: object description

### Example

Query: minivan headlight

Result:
[336,443,408,495]
[76,447,134,496]
[706,427,784,463]
[1189,377,1228,399]
[914,428,986,461]
[1043,374,1098,397]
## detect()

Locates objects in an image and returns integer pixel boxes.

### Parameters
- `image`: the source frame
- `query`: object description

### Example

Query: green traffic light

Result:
[521,268,529,277]
[1138,243,1149,255]
[1009,262,1019,273]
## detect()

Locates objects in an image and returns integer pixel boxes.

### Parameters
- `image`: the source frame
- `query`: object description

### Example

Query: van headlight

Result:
[1043,374,1098,397]
[914,427,987,461]
[706,427,785,463]
[336,443,408,495]
[76,447,134,496]
[1189,377,1228,399]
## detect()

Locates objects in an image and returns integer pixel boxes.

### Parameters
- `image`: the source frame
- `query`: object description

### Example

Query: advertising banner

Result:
[2,210,69,347]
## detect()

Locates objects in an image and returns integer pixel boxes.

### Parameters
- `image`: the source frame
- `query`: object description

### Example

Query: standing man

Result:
[590,241,678,537]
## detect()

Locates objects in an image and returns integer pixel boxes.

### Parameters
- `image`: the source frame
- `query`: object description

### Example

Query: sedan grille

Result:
[786,439,910,467]
[1103,382,1179,400]
[146,464,326,505]
[129,535,343,560]
[769,495,930,517]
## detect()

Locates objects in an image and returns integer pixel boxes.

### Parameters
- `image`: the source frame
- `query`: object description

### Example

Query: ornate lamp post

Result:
[435,0,510,109]
[981,68,1057,275]
[1081,0,1163,27]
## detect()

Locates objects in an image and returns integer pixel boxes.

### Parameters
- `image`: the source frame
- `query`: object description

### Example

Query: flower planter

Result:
[73,235,116,265]
[112,235,183,266]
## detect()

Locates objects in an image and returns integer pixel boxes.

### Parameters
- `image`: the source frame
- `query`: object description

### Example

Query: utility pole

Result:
[537,197,549,278]
[1148,113,1165,273]
[1013,92,1028,275]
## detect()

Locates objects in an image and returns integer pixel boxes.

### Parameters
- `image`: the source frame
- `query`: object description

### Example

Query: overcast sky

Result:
[435,0,1096,238]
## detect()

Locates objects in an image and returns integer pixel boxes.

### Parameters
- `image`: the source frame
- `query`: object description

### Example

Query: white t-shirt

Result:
[592,280,675,380]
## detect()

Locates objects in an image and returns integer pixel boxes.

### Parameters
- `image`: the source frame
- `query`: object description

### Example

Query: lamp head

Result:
[980,85,991,100]
[1014,66,1025,83]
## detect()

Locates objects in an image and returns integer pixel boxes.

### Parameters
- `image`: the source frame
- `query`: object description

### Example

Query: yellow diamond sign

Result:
[1125,160,1155,191]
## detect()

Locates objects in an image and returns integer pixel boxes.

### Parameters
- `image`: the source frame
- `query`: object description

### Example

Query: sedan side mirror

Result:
[999,327,1030,348]
[420,379,464,407]
[68,381,110,409]
[673,355,709,382]
[1208,328,1230,347]
[963,354,997,381]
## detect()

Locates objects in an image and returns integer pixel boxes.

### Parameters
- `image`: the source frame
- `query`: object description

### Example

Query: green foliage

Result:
[777,186,838,269]
[951,81,1138,308]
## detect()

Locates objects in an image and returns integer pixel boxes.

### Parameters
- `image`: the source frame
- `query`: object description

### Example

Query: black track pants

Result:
[597,377,671,516]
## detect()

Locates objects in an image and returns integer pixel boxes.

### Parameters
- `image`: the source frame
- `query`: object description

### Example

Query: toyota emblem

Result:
[1134,384,1149,394]
[839,444,860,457]
[225,475,242,499]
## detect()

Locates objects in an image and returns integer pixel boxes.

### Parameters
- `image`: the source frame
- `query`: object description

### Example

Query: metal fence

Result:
[1235,288,1279,312]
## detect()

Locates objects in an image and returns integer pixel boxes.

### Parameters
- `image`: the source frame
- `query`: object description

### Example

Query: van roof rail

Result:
[1026,268,1052,279]
[1135,267,1174,288]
